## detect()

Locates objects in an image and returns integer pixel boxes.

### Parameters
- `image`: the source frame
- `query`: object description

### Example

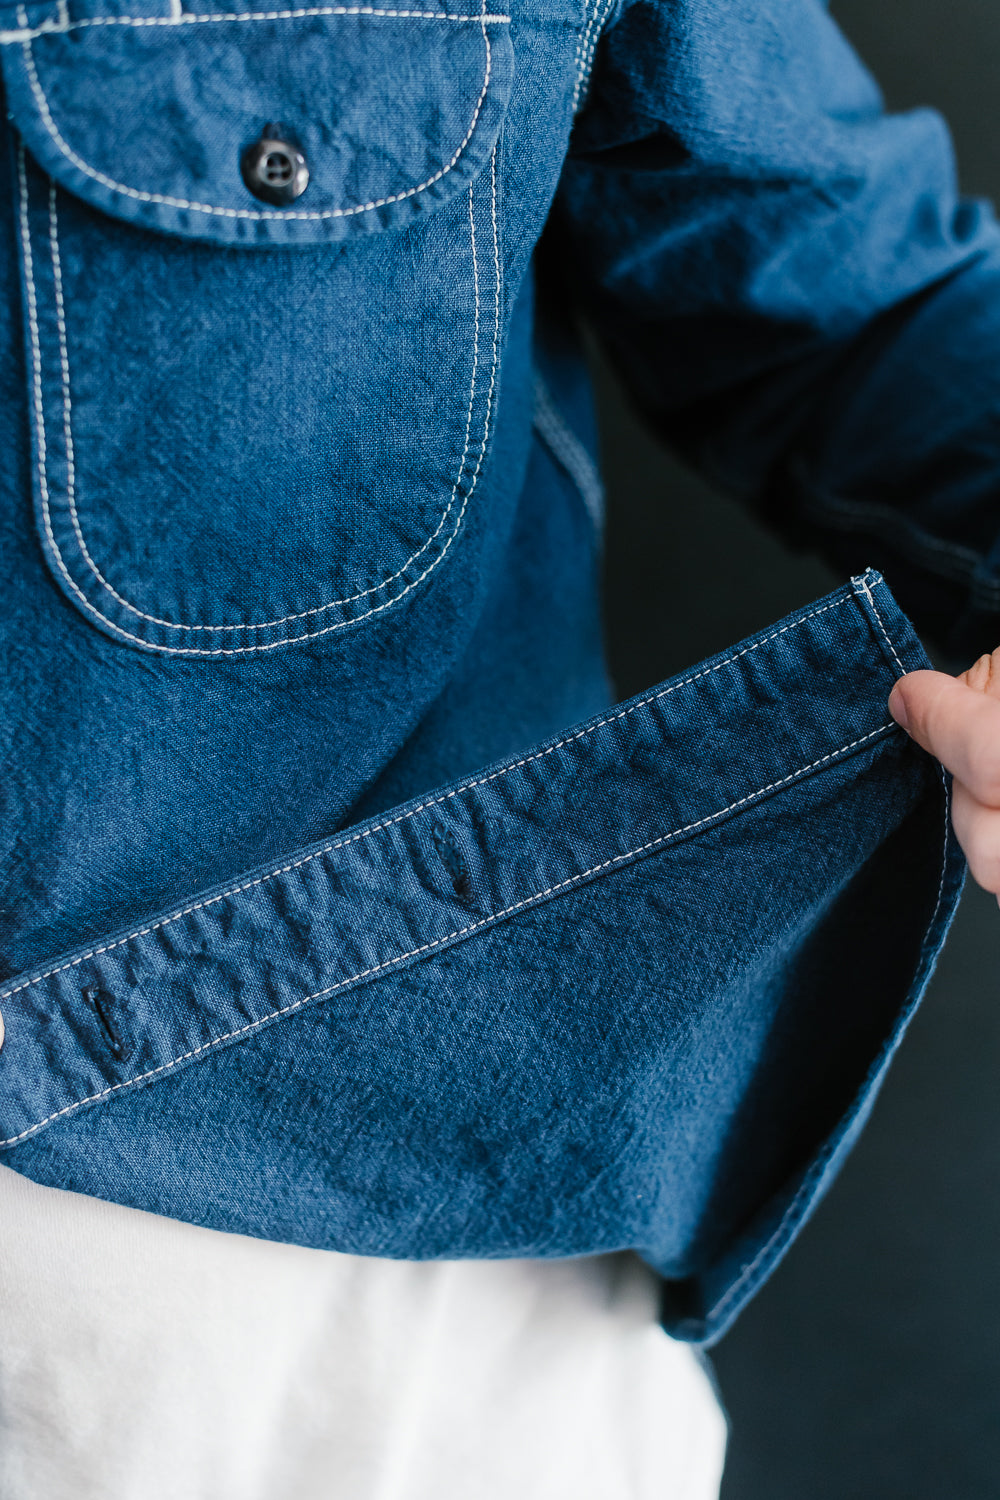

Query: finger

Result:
[958,648,1000,699]
[888,669,1000,806]
[951,780,1000,894]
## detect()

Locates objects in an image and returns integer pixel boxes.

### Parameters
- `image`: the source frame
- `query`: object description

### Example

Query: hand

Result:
[890,651,1000,900]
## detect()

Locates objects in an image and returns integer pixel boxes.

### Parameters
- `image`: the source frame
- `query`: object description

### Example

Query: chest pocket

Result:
[2,1,513,654]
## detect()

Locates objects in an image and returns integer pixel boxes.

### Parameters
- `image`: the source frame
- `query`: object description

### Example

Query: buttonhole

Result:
[82,986,125,1059]
[431,824,472,901]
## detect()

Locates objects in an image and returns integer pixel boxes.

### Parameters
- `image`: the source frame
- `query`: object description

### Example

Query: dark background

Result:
[595,3,1000,1495]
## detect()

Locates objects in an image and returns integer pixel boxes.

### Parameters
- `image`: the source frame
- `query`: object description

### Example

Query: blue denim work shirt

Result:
[0,0,994,1340]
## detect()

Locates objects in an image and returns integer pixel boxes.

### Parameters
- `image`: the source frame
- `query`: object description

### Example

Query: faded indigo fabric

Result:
[0,574,965,1342]
[0,0,991,1337]
[0,0,998,958]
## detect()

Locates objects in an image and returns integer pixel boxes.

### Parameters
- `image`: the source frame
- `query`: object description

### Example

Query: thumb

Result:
[890,660,1000,806]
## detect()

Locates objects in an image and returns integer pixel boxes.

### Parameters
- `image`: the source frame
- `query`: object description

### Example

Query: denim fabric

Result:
[0,0,990,1338]
[0,573,965,1343]
[3,1,515,244]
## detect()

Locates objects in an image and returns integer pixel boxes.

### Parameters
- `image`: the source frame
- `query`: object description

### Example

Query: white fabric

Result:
[0,1163,726,1500]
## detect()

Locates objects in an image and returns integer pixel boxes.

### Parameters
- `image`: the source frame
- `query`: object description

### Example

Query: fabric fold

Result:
[0,569,964,1341]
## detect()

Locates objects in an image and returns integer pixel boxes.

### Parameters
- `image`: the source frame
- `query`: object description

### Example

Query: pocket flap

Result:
[0,0,514,244]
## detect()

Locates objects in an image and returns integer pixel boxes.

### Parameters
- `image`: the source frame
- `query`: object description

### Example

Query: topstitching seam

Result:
[18,8,504,221]
[858,574,906,678]
[571,0,613,112]
[532,374,604,536]
[0,719,897,1148]
[569,0,598,112]
[46,174,474,630]
[0,5,511,41]
[0,581,874,1001]
[22,143,501,651]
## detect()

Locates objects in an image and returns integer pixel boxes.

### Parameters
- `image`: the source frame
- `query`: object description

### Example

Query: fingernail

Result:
[888,685,909,732]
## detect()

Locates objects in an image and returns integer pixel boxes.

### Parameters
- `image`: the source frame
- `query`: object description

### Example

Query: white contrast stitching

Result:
[0,583,874,1003]
[0,720,897,1148]
[0,594,865,1000]
[858,573,906,678]
[19,152,153,639]
[532,373,604,536]
[571,0,613,113]
[570,0,603,112]
[706,756,954,1331]
[47,180,82,584]
[468,143,501,505]
[15,144,86,640]
[26,13,496,637]
[46,183,471,629]
[927,767,953,952]
[22,144,502,651]
[18,12,503,220]
[0,6,510,42]
[569,0,595,112]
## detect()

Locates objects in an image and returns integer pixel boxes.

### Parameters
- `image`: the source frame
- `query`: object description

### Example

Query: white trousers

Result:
[0,1163,726,1500]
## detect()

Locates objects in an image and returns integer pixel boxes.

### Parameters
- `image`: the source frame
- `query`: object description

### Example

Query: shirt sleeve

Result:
[554,0,1000,656]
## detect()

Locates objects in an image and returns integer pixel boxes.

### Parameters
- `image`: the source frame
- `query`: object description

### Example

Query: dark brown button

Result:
[240,135,310,207]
